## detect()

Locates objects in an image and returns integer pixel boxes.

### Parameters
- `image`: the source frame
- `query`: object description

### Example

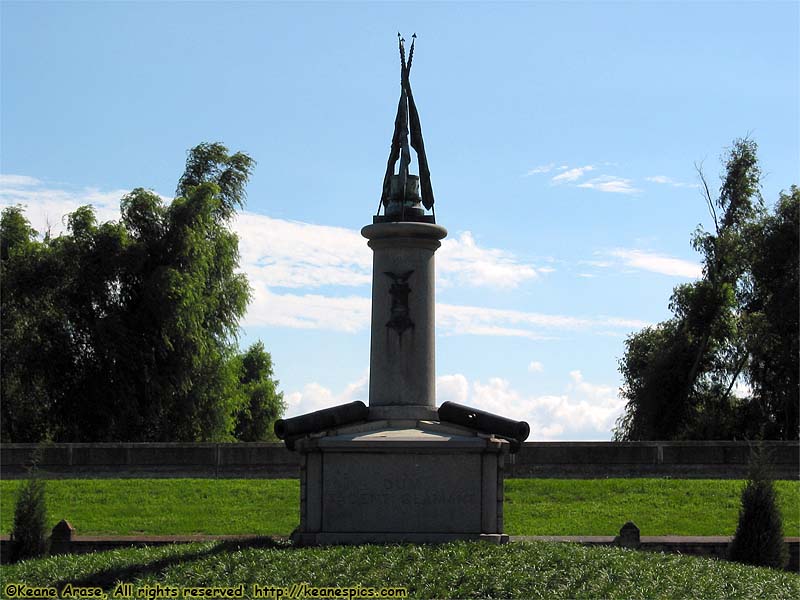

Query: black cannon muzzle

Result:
[438,401,530,443]
[274,400,369,449]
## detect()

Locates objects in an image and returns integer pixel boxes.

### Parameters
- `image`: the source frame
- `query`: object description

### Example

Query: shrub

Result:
[728,443,788,569]
[10,476,49,562]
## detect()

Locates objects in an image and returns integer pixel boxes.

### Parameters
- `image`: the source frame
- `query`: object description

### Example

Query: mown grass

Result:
[505,478,800,536]
[1,478,798,537]
[1,540,798,599]
[0,479,299,536]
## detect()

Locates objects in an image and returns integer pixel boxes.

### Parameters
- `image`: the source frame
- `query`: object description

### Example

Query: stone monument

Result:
[275,34,529,545]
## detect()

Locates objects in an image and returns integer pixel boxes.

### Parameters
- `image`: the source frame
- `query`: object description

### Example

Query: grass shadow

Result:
[53,537,289,591]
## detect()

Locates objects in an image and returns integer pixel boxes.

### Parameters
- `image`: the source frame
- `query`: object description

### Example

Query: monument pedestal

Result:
[293,419,510,545]
[278,218,523,545]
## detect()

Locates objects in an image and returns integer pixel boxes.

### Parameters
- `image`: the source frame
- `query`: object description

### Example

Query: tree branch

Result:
[721,351,749,405]
[695,161,719,235]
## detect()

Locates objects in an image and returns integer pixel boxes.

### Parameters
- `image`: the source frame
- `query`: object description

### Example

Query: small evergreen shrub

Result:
[10,446,49,563]
[728,443,788,569]
[10,476,49,562]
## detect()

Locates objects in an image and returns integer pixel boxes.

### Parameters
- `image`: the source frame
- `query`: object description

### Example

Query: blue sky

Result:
[2,1,798,439]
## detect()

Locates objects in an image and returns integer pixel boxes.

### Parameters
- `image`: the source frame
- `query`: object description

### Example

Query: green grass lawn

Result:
[1,540,797,599]
[1,478,798,537]
[505,478,800,536]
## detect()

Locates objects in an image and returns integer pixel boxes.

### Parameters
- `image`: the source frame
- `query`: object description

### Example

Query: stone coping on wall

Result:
[1,441,797,479]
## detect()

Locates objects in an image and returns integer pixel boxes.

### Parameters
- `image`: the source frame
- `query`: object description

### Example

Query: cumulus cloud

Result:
[551,165,595,184]
[1,175,546,292]
[244,288,371,331]
[577,175,640,194]
[528,361,544,373]
[436,374,470,405]
[1,175,649,339]
[436,370,625,440]
[439,231,543,288]
[234,213,371,289]
[609,248,702,278]
[237,213,542,291]
[0,175,127,235]
[287,368,627,441]
[285,370,369,417]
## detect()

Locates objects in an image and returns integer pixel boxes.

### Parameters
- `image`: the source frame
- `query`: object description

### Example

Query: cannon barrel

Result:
[438,401,530,443]
[274,400,369,443]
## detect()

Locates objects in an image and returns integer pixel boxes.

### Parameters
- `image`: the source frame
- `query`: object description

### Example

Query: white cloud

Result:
[439,231,543,289]
[437,302,647,339]
[242,288,647,337]
[237,212,543,291]
[242,287,648,337]
[244,287,370,332]
[609,248,702,278]
[0,177,127,236]
[234,212,371,289]
[577,175,640,194]
[1,176,649,339]
[579,259,612,268]
[1,176,545,292]
[285,371,369,417]
[436,374,470,405]
[528,361,544,373]
[288,369,626,440]
[524,163,555,176]
[0,174,41,187]
[646,175,699,189]
[551,165,595,184]
[437,371,625,440]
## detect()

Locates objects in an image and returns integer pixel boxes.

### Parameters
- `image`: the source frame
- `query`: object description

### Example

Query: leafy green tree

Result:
[233,341,286,441]
[0,207,72,442]
[615,139,797,441]
[1,143,284,442]
[739,187,799,439]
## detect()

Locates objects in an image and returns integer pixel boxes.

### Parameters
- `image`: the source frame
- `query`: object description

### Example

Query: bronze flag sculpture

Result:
[381,33,435,216]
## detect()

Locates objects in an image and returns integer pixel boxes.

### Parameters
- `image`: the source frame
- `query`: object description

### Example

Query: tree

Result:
[614,139,798,441]
[0,207,73,442]
[233,341,286,441]
[739,187,799,439]
[728,443,788,569]
[1,143,285,442]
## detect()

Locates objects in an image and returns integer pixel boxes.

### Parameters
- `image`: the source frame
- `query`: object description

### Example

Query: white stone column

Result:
[361,222,447,420]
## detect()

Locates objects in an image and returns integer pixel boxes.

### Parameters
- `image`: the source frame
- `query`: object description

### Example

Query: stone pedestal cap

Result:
[361,222,448,248]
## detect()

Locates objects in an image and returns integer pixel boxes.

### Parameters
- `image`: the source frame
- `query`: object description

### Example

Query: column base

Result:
[292,532,509,546]
[368,405,439,421]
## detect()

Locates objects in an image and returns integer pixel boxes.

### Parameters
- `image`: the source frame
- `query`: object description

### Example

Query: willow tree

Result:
[1,143,284,442]
[613,139,794,441]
